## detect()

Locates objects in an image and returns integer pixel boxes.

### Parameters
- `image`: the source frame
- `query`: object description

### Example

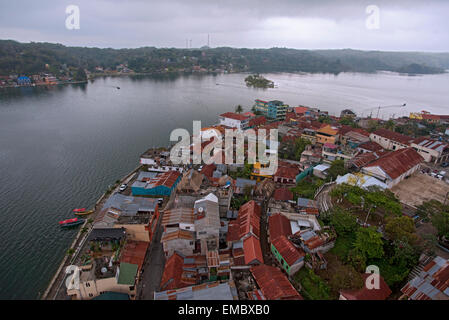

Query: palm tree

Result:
[235,105,243,114]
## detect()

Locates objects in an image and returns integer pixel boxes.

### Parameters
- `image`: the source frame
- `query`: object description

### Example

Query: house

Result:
[313,163,330,179]
[17,76,31,85]
[273,163,300,184]
[95,194,160,242]
[357,141,384,154]
[316,125,339,145]
[243,235,264,265]
[361,148,424,188]
[410,137,449,164]
[369,128,413,151]
[194,193,221,254]
[178,169,204,193]
[218,112,249,130]
[291,229,335,253]
[238,200,261,240]
[340,109,356,118]
[401,256,449,300]
[234,178,257,195]
[249,264,303,300]
[340,129,370,148]
[159,252,208,291]
[296,198,319,215]
[273,188,294,201]
[154,281,237,300]
[119,240,149,273]
[131,171,181,196]
[271,235,305,275]
[268,213,292,241]
[161,229,196,257]
[161,208,195,233]
[322,143,354,164]
[339,273,391,300]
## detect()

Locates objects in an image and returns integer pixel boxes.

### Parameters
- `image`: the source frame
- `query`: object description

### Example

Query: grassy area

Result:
[290,177,324,200]
[329,233,355,261]
[293,267,331,300]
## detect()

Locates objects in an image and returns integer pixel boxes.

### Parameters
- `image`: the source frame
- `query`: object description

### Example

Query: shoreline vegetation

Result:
[1,40,449,83]
[244,74,275,88]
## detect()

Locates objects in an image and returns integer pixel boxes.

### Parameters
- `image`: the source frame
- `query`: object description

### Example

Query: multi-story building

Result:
[218,112,249,130]
[253,99,288,121]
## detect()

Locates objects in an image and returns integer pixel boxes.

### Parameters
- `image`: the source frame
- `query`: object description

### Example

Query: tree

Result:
[235,104,243,114]
[389,240,419,269]
[384,119,395,131]
[73,67,87,81]
[327,159,346,181]
[346,249,367,272]
[354,227,384,260]
[385,216,419,245]
[330,207,358,235]
[293,137,311,160]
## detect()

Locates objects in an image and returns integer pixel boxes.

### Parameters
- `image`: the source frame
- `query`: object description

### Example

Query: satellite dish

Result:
[198,207,204,213]
[101,267,107,274]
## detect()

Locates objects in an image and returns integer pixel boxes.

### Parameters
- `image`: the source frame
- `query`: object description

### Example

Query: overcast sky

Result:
[0,0,448,51]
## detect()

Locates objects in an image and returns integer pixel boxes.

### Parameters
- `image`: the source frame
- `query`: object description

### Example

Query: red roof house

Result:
[268,213,292,241]
[340,273,392,300]
[250,264,303,300]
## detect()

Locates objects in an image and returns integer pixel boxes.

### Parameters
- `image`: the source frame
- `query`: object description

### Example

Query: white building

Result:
[218,112,249,130]
[410,137,449,164]
[369,128,413,151]
[361,148,424,188]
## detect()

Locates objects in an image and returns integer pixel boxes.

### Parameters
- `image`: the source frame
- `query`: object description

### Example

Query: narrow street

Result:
[259,197,275,266]
[137,213,165,300]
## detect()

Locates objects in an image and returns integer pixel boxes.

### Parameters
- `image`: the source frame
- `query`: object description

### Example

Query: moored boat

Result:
[59,218,85,227]
[74,209,94,216]
[73,208,86,213]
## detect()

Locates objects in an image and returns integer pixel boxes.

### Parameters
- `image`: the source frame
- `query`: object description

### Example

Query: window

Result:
[88,293,93,297]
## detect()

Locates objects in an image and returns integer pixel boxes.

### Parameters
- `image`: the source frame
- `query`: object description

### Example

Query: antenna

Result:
[190,39,192,48]
[208,34,210,47]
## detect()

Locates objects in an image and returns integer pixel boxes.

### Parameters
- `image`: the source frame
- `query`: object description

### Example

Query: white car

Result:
[119,184,127,192]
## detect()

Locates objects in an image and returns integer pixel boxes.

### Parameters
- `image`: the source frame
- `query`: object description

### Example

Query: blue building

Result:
[254,99,288,121]
[131,171,181,196]
[17,76,31,86]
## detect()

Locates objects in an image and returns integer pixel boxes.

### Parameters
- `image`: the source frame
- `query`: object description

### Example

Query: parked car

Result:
[119,184,127,192]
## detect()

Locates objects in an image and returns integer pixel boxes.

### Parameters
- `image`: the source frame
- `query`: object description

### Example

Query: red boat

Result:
[73,208,86,213]
[59,218,85,227]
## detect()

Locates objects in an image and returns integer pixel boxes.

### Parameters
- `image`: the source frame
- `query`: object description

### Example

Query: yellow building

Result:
[316,125,339,145]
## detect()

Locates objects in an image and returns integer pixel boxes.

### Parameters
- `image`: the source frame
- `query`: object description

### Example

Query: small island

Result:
[244,74,275,88]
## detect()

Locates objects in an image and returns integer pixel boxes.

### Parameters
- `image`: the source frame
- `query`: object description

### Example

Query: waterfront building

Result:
[131,171,181,196]
[218,112,249,130]
[253,99,288,121]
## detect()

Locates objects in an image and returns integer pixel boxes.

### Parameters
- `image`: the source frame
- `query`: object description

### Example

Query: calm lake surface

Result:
[0,72,449,299]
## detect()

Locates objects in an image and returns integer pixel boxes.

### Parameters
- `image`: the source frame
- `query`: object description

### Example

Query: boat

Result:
[59,218,85,228]
[73,208,86,213]
[74,209,94,216]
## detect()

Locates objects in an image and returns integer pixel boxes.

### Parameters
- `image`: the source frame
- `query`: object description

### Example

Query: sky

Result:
[0,0,448,51]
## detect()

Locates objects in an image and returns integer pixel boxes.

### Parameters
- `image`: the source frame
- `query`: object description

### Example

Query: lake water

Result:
[0,71,449,299]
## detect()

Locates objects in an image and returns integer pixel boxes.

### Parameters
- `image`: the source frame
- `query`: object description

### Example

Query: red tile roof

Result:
[273,188,294,201]
[294,106,309,115]
[269,213,292,241]
[250,264,303,300]
[201,163,216,178]
[358,141,384,152]
[243,235,264,265]
[238,201,261,239]
[274,165,300,180]
[220,112,248,121]
[363,147,424,179]
[120,240,149,272]
[160,252,185,290]
[271,235,305,266]
[340,273,391,300]
[249,116,266,127]
[372,128,413,145]
[226,221,240,242]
